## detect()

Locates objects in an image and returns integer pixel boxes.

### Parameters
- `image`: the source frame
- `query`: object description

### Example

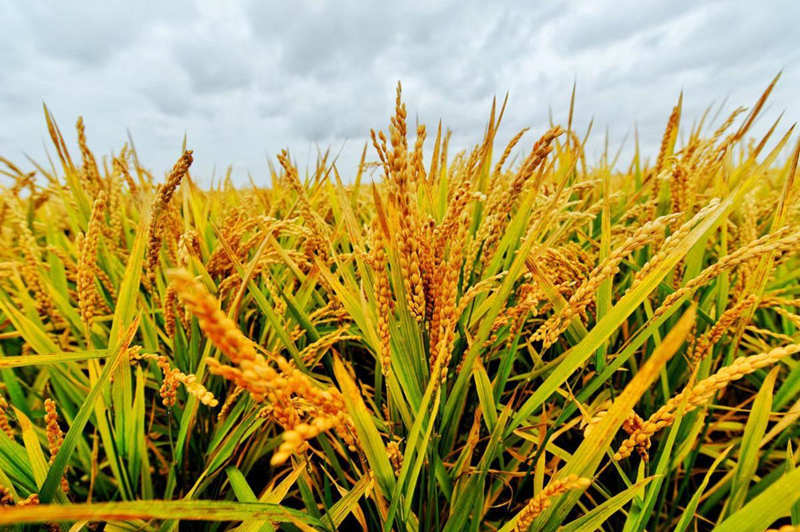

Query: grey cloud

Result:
[1,1,799,185]
[247,2,446,77]
[174,40,255,94]
[10,3,181,66]
[139,80,194,117]
[557,0,706,53]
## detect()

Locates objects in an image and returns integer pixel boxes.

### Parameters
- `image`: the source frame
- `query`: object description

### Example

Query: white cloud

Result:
[1,1,798,185]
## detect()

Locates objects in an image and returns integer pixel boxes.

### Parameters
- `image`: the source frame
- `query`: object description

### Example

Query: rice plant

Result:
[0,77,799,531]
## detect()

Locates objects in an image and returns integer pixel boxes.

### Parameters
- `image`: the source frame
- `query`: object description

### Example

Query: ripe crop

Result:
[0,77,799,531]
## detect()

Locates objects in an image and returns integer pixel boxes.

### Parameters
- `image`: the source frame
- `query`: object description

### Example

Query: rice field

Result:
[0,77,799,531]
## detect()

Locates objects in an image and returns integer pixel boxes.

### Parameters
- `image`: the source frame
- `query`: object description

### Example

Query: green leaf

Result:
[226,466,258,502]
[321,474,372,529]
[39,317,139,502]
[0,350,107,368]
[674,446,733,532]
[714,465,800,532]
[0,500,320,527]
[724,366,780,517]
[472,357,497,432]
[14,408,50,488]
[535,305,696,531]
[332,356,395,496]
[559,478,653,532]
[509,184,744,435]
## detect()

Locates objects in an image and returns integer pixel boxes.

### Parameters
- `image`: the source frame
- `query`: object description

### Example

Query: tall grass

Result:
[0,77,799,531]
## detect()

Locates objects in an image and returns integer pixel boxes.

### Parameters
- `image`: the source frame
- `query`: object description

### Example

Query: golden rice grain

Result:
[0,396,14,440]
[513,475,591,531]
[77,192,107,327]
[145,150,193,281]
[43,399,69,494]
[616,343,800,460]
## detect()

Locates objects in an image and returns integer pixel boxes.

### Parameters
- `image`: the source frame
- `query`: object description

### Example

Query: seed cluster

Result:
[146,150,193,282]
[77,192,108,327]
[514,475,591,531]
[129,349,217,408]
[44,399,69,494]
[169,269,354,465]
[615,344,800,460]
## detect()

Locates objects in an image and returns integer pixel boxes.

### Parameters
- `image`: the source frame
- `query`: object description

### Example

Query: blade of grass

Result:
[559,478,653,532]
[714,464,800,532]
[724,366,780,517]
[508,184,736,434]
[39,316,139,502]
[0,500,321,527]
[535,304,696,531]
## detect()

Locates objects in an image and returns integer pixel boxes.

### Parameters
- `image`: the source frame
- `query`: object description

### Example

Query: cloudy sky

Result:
[2,1,799,185]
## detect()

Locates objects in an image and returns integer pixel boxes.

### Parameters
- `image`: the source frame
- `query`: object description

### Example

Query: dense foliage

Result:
[0,78,799,531]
